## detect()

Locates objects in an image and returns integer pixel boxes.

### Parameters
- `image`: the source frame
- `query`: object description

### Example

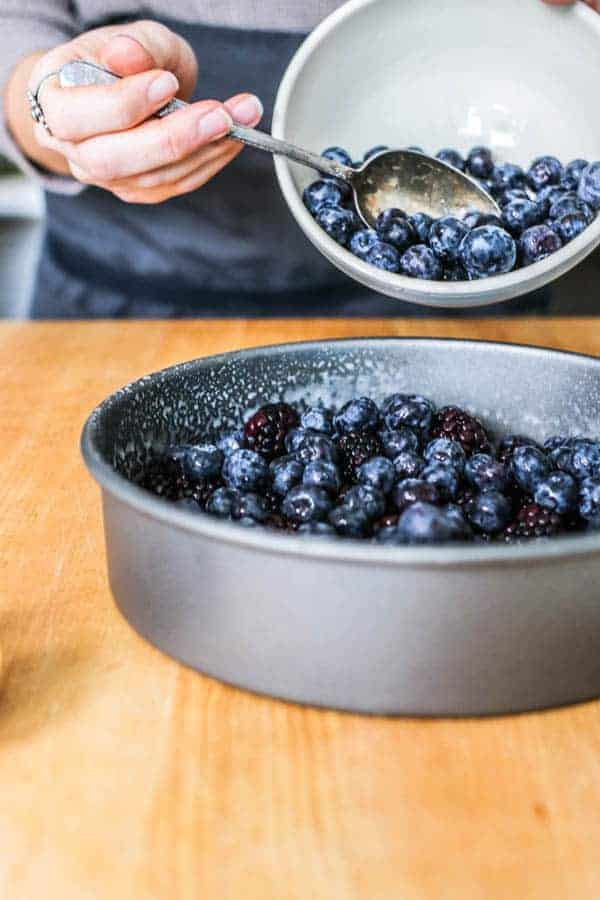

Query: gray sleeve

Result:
[0,0,84,194]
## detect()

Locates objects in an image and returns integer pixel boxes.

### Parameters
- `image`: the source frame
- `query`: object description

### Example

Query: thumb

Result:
[99,34,156,76]
[98,22,198,99]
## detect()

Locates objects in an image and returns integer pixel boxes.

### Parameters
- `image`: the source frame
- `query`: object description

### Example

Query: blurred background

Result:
[0,154,44,317]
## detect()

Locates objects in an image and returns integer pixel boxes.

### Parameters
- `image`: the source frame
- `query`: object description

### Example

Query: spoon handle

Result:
[59,60,354,182]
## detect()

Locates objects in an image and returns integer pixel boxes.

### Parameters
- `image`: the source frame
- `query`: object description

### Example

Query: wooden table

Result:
[3,319,600,899]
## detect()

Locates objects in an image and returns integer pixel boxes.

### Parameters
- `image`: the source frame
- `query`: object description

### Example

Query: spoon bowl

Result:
[348,149,499,226]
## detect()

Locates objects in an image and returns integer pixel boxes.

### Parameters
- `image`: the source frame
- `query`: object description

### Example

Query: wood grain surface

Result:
[3,319,600,900]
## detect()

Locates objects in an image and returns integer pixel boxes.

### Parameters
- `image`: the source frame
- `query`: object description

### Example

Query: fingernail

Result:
[230,95,263,126]
[198,107,232,140]
[148,72,178,104]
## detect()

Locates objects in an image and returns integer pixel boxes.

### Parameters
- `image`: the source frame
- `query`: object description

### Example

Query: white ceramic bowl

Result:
[273,0,600,308]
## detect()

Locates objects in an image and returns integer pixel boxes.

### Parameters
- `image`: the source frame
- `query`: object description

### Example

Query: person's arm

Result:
[5,50,71,176]
[2,16,263,203]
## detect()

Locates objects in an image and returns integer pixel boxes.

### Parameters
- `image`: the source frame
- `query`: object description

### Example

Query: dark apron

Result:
[31,18,555,318]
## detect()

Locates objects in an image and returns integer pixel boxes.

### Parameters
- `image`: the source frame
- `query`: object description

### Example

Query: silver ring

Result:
[26,71,60,136]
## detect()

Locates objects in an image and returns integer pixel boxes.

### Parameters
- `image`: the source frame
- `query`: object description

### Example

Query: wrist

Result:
[5,51,71,176]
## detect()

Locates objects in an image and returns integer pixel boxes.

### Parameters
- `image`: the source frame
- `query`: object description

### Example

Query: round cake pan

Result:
[272,0,600,308]
[81,339,600,716]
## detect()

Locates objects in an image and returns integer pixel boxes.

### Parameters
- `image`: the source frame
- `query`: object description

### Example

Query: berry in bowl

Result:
[82,338,600,716]
[273,0,600,307]
[304,146,600,282]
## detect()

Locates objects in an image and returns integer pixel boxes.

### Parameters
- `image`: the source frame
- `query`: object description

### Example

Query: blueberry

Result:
[206,487,238,518]
[297,521,337,537]
[462,211,503,230]
[375,208,416,252]
[365,241,401,272]
[400,244,443,280]
[296,433,339,464]
[316,204,358,246]
[357,456,395,494]
[328,506,371,537]
[285,427,310,453]
[501,198,544,236]
[543,435,574,453]
[363,145,389,161]
[492,162,526,193]
[230,492,270,523]
[467,146,494,179]
[300,406,333,435]
[281,485,332,524]
[382,393,435,432]
[527,156,563,192]
[342,484,386,520]
[429,217,470,264]
[465,453,510,493]
[497,433,540,464]
[459,225,517,278]
[566,439,600,480]
[534,472,578,515]
[436,148,465,171]
[378,426,419,458]
[421,462,461,500]
[303,460,341,494]
[536,185,566,215]
[397,501,470,544]
[408,212,434,243]
[553,211,589,243]
[424,437,466,472]
[519,224,562,266]
[223,448,269,492]
[561,158,589,192]
[333,397,380,434]
[549,193,593,223]
[392,478,440,512]
[349,228,379,260]
[392,450,425,480]
[466,490,512,534]
[322,146,353,167]
[303,179,345,215]
[579,477,600,521]
[217,429,245,456]
[498,188,530,208]
[510,445,552,493]
[167,443,223,482]
[577,161,600,211]
[270,455,304,496]
[546,439,578,471]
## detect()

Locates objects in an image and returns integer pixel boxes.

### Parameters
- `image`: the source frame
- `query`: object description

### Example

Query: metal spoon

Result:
[59,60,500,225]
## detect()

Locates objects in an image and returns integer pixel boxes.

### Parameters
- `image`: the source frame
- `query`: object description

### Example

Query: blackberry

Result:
[504,503,563,540]
[432,406,491,455]
[335,431,383,482]
[244,403,299,460]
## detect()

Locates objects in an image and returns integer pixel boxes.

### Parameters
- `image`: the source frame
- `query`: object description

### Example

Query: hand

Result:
[543,0,600,10]
[9,20,263,203]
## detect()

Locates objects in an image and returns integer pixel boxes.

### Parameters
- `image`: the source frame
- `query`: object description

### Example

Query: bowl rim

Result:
[81,336,600,568]
[272,0,600,308]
